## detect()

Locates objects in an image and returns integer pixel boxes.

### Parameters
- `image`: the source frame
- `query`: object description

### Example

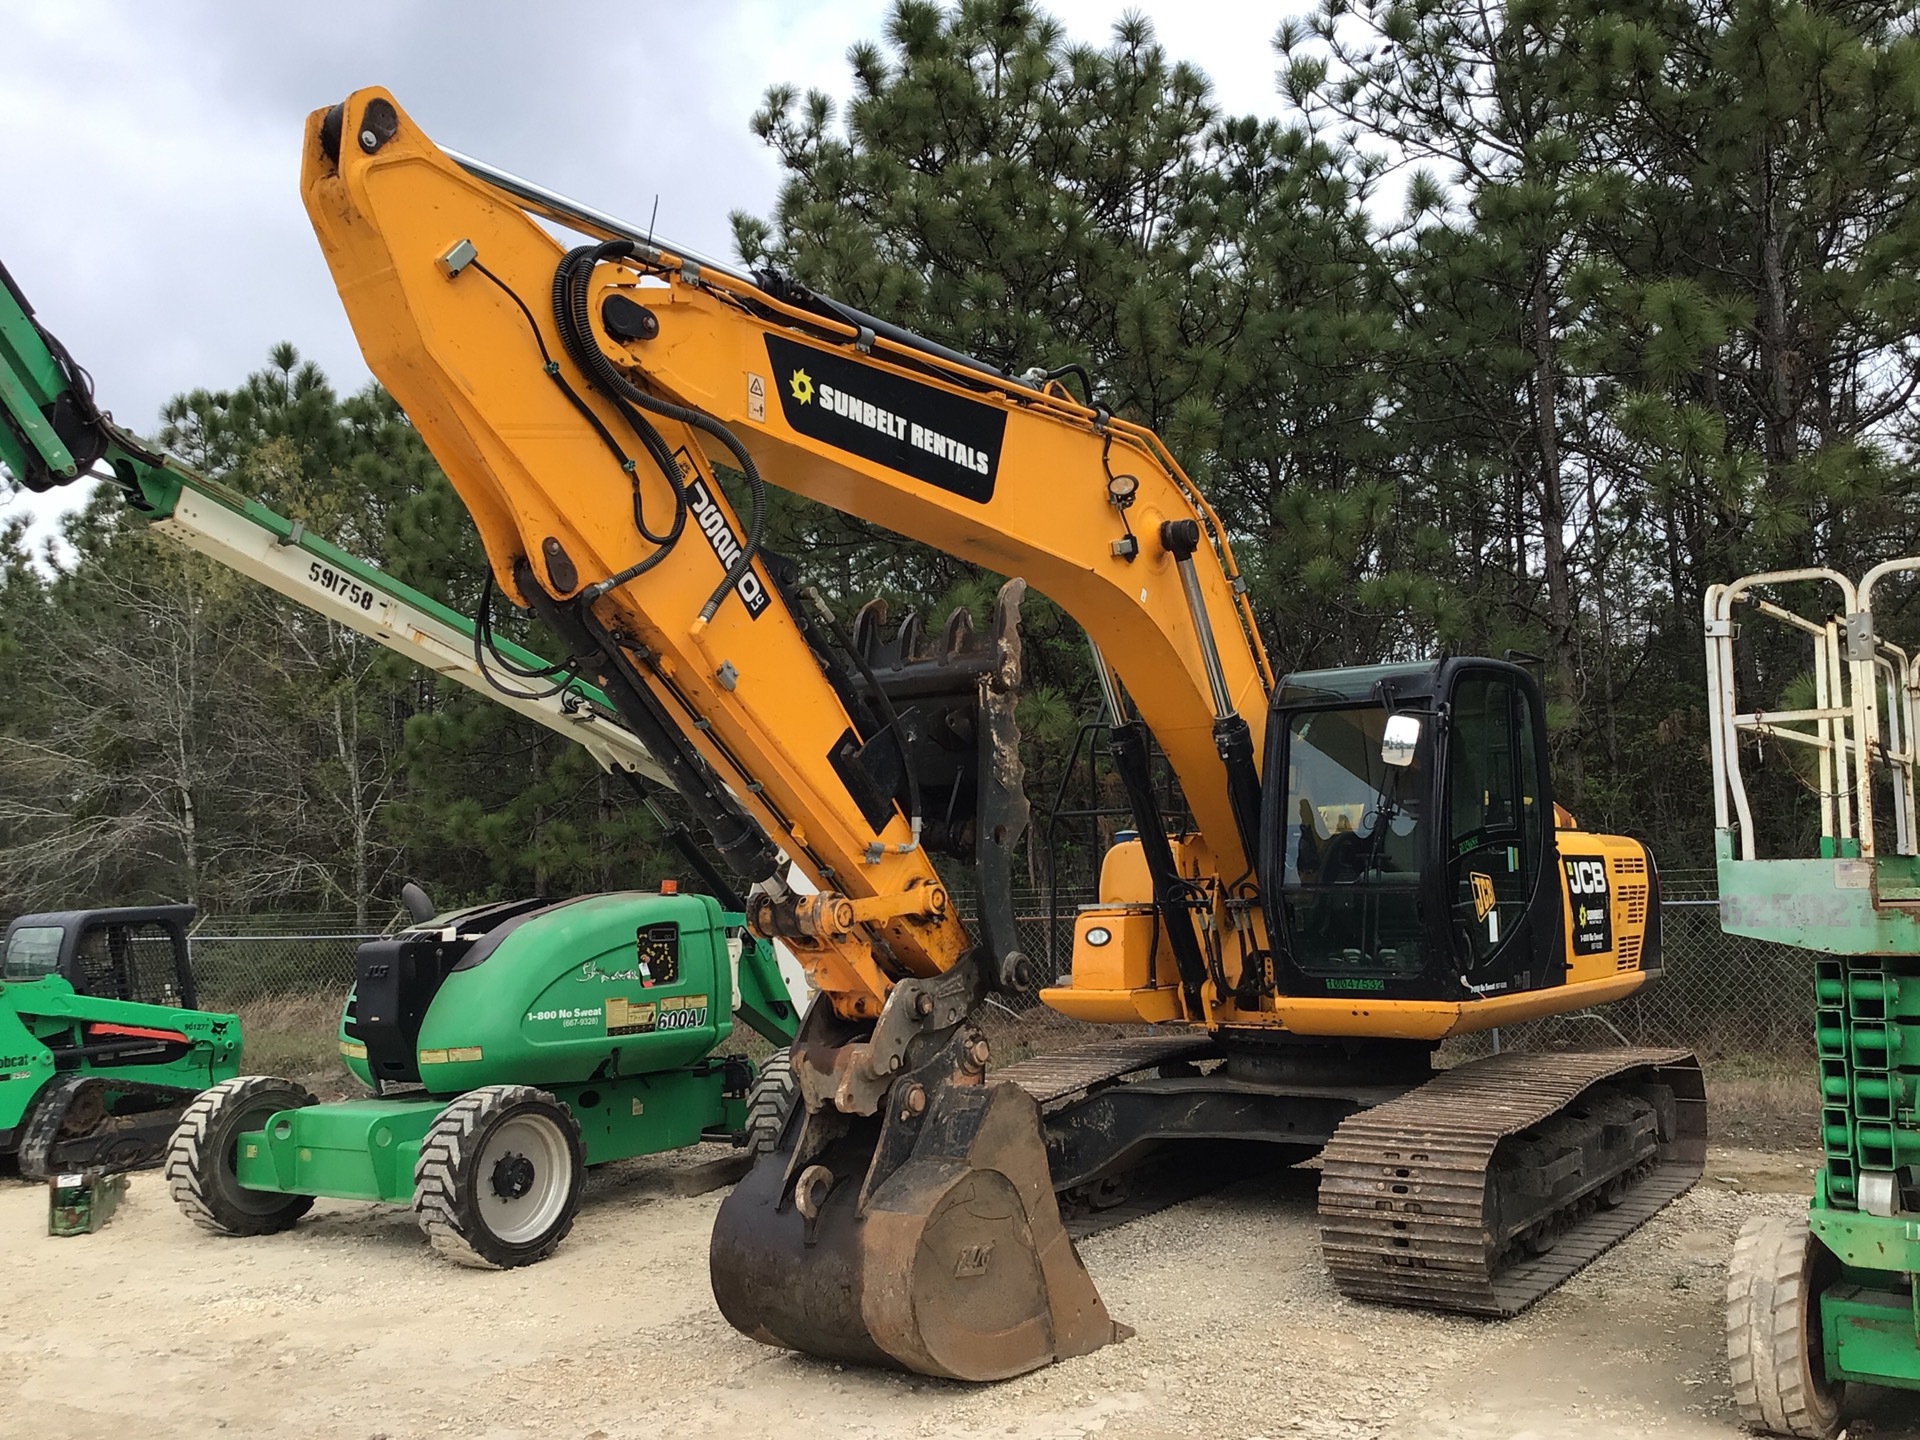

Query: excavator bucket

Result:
[711,1059,1125,1379]
[712,577,1124,1378]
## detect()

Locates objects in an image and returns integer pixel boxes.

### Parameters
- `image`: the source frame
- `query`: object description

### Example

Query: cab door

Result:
[1441,667,1561,995]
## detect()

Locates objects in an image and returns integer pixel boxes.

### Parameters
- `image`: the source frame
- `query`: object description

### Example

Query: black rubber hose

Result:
[466,256,688,571]
[470,569,582,700]
[552,241,767,621]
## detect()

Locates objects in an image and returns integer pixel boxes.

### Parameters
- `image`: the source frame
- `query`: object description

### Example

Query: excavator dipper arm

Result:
[299,89,1276,1379]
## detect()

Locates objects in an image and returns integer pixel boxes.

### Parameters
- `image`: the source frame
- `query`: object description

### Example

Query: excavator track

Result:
[17,1074,202,1180]
[996,1035,1230,1238]
[994,1034,1218,1106]
[1318,1048,1707,1316]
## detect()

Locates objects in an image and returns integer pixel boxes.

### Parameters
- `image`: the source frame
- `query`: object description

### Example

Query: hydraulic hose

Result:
[552,241,767,620]
[466,256,687,581]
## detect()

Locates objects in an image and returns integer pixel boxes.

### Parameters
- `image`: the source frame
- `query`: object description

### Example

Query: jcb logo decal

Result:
[1566,858,1608,896]
[1562,854,1613,956]
[1471,872,1496,921]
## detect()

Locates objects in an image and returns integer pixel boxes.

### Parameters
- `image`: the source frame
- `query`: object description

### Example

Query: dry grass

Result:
[234,991,353,1096]
[1705,1057,1822,1152]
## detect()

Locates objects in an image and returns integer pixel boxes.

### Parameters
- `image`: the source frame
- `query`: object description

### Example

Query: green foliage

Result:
[741,0,1920,863]
[7,0,1918,914]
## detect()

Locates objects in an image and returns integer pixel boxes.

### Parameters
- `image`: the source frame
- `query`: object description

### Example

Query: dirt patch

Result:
[3,1144,1913,1440]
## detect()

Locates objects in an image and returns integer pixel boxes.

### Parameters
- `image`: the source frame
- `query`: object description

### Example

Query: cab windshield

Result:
[1278,705,1425,977]
[4,925,64,981]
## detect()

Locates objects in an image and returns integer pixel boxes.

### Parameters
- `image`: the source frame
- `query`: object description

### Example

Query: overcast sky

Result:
[1,0,1308,548]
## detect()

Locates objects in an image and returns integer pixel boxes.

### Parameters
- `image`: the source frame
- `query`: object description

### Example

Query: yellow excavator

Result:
[299,89,1704,1380]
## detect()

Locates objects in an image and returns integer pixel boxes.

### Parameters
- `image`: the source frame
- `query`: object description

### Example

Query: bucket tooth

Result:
[710,1075,1124,1381]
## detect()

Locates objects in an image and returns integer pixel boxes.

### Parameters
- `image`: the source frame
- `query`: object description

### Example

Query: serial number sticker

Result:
[306,559,377,613]
[656,994,709,1031]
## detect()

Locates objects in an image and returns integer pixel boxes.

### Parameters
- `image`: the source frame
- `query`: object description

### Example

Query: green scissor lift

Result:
[1708,566,1920,1436]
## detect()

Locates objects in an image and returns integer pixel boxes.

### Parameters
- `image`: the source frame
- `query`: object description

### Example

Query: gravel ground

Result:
[2,1145,1914,1440]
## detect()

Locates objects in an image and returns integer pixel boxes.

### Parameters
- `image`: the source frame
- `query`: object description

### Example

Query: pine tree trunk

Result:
[1529,260,1583,797]
[1756,145,1798,479]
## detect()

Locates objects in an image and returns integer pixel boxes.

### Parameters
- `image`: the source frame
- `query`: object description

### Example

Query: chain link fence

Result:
[176,874,1820,1063]
[969,871,1822,1063]
[187,912,397,1009]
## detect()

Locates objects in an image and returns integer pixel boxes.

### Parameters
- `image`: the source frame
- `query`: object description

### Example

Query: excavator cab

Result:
[1263,657,1563,1004]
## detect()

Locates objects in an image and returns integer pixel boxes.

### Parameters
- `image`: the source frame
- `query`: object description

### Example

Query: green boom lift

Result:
[2,258,806,1263]
[169,883,797,1268]
[1708,566,1920,1435]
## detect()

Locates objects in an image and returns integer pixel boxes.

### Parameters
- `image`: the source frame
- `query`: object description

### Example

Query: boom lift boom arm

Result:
[0,257,670,789]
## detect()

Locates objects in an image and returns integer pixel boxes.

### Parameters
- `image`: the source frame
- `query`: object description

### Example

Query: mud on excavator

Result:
[298,89,1704,1380]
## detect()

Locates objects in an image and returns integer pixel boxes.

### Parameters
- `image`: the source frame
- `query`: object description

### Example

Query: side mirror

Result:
[1381,713,1421,768]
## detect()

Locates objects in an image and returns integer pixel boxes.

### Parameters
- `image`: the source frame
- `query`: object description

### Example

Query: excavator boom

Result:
[299,92,1271,1028]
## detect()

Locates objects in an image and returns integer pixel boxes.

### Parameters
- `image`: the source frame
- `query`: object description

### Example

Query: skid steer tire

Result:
[165,1076,318,1236]
[742,1050,796,1160]
[1727,1214,1844,1438]
[413,1085,584,1270]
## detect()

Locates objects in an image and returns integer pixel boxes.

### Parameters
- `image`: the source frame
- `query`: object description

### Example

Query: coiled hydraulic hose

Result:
[552,240,767,620]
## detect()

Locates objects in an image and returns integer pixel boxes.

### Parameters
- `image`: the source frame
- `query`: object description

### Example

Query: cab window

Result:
[1279,704,1425,977]
[1446,675,1543,972]
[4,926,65,980]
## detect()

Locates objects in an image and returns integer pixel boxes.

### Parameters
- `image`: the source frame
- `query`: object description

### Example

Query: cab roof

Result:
[1275,661,1441,707]
[6,904,197,936]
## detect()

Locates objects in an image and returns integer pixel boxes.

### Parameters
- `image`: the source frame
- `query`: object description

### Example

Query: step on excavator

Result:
[298,88,1704,1379]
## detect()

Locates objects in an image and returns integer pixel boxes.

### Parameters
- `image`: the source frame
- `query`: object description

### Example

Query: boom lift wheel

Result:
[1727,1214,1844,1438]
[742,1049,796,1160]
[165,1076,318,1236]
[412,1085,585,1269]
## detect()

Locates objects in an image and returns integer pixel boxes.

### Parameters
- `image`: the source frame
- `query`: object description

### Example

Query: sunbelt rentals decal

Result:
[761,334,1007,503]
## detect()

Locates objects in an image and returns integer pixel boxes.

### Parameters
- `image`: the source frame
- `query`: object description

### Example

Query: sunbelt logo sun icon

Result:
[789,368,814,404]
